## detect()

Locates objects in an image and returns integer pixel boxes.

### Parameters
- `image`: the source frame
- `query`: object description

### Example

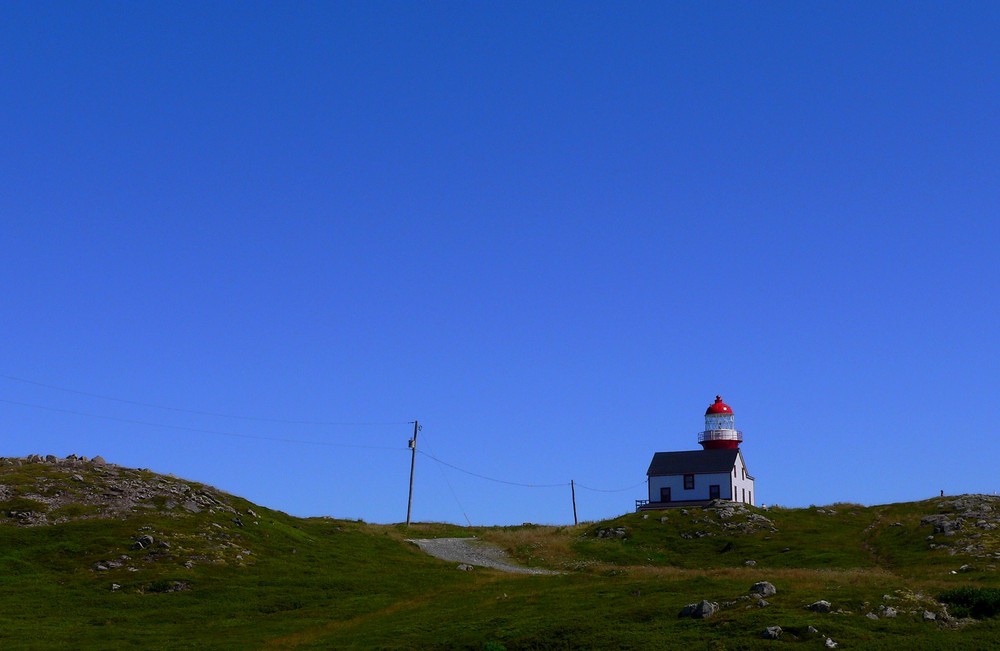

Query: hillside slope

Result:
[2,455,1000,649]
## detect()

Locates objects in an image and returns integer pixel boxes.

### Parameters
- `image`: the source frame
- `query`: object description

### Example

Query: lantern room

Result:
[698,395,743,450]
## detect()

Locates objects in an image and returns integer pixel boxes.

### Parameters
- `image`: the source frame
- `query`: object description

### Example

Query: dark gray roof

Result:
[646,449,741,476]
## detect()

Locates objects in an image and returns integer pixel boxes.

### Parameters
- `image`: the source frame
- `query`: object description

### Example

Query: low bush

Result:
[939,587,1000,619]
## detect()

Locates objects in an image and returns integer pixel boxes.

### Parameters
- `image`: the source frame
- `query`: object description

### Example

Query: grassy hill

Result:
[2,455,1000,649]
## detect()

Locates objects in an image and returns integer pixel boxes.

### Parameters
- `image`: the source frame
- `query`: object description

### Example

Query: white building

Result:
[640,396,756,509]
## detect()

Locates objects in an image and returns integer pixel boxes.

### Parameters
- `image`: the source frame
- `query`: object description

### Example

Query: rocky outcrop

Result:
[0,455,240,526]
[921,495,1000,560]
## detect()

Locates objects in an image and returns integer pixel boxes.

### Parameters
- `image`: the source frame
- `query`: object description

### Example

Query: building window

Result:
[660,487,671,503]
[709,484,720,500]
[684,474,695,490]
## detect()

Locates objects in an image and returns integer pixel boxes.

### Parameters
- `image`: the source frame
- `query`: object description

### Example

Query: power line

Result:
[0,398,408,451]
[0,373,408,426]
[420,435,472,526]
[574,479,647,493]
[417,450,568,489]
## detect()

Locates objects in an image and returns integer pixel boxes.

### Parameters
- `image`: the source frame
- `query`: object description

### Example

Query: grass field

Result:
[1,458,999,649]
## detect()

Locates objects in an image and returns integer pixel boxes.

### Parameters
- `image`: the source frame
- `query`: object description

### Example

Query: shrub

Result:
[939,587,1000,619]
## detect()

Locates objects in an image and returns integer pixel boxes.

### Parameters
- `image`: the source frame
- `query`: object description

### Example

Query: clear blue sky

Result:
[3,2,998,525]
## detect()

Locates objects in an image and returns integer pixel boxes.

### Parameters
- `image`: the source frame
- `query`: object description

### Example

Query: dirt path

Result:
[407,537,560,575]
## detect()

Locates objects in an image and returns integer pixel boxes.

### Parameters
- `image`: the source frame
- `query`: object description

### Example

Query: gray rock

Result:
[923,610,937,621]
[92,456,106,465]
[866,612,879,620]
[111,583,120,591]
[596,527,627,539]
[879,606,897,618]
[806,626,820,636]
[456,563,474,571]
[750,581,777,597]
[131,534,154,550]
[757,599,769,607]
[762,626,781,639]
[825,638,838,649]
[679,600,719,619]
[921,514,962,534]
[744,559,756,566]
[807,600,832,613]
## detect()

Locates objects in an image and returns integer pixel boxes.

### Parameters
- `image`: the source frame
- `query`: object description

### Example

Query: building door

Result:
[660,487,671,503]
[709,484,720,500]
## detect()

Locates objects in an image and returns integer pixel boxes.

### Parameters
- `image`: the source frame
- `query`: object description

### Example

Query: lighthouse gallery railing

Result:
[697,429,743,444]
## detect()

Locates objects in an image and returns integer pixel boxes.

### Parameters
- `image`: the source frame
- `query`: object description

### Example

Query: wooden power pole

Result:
[406,420,419,527]
[571,479,578,525]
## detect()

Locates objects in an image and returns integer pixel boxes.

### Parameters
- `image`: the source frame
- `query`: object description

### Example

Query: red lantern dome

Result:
[705,395,733,416]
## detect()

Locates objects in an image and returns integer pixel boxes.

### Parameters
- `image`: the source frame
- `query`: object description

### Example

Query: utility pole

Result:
[571,479,578,526]
[406,420,419,527]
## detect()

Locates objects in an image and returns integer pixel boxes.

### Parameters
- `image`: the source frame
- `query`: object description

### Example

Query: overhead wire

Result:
[0,373,408,426]
[417,450,568,489]
[2,373,648,505]
[574,479,648,493]
[0,398,407,451]
[418,432,473,526]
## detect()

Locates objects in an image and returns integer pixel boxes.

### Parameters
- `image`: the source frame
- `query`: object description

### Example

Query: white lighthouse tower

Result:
[698,395,743,450]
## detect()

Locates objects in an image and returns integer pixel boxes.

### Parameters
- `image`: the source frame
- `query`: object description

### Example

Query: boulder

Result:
[596,527,627,539]
[131,534,154,550]
[921,514,962,534]
[679,600,719,619]
[762,626,781,640]
[807,600,832,613]
[749,581,777,597]
[825,638,838,649]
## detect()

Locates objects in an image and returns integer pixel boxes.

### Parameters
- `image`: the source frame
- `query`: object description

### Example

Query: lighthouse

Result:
[641,395,755,508]
[698,395,743,450]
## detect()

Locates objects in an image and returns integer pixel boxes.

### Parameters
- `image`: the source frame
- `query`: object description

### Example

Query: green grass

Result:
[2,461,1000,648]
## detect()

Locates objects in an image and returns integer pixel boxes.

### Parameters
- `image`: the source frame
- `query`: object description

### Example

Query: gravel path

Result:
[407,537,559,575]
